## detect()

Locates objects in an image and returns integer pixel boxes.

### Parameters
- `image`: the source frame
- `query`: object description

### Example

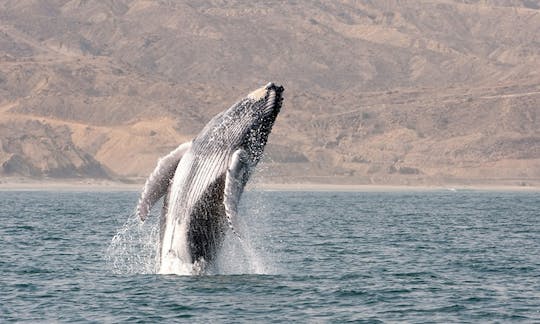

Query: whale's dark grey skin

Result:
[136,83,284,274]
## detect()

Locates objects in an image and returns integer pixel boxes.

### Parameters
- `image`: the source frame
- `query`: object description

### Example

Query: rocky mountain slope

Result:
[1,0,539,185]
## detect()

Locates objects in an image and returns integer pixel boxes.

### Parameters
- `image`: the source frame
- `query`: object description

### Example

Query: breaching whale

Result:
[135,82,284,274]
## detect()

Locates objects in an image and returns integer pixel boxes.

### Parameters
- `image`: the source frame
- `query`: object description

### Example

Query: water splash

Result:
[105,193,277,276]
[213,190,278,275]
[105,210,160,274]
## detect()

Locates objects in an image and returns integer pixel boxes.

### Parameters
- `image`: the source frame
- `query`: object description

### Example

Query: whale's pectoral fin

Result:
[224,149,249,239]
[136,141,192,221]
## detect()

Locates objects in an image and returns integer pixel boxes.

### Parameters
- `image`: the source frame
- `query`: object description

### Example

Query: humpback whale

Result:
[135,82,284,274]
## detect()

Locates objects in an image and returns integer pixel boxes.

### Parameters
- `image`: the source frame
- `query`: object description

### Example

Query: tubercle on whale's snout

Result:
[247,82,284,101]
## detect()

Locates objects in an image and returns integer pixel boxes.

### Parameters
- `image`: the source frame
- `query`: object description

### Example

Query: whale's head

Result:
[213,82,284,163]
[241,82,284,163]
[197,82,283,164]
[245,82,284,131]
[246,82,284,119]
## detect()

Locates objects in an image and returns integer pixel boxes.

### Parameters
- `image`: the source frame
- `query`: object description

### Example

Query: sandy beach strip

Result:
[0,180,141,192]
[250,183,540,192]
[0,179,538,192]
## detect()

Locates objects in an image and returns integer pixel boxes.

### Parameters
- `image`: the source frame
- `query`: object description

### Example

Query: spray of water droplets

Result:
[105,209,160,275]
[105,192,279,275]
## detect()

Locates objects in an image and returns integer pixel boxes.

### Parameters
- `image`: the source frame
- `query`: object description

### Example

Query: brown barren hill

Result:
[0,1,539,187]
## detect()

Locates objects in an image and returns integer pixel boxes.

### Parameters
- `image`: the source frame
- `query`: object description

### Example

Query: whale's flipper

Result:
[136,141,192,221]
[224,149,249,239]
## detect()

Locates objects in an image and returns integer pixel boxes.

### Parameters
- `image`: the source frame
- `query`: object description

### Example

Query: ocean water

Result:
[1,189,539,322]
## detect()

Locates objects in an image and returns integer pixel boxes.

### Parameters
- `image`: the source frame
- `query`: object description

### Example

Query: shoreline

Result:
[0,180,141,192]
[251,183,540,192]
[0,179,538,192]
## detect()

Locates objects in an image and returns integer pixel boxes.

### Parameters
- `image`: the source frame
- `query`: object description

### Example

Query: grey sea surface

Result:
[1,190,539,322]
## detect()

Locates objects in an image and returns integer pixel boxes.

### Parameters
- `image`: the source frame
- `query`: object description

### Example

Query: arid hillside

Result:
[1,0,539,186]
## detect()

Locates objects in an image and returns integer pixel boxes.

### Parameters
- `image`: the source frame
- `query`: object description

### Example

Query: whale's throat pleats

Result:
[186,173,227,263]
